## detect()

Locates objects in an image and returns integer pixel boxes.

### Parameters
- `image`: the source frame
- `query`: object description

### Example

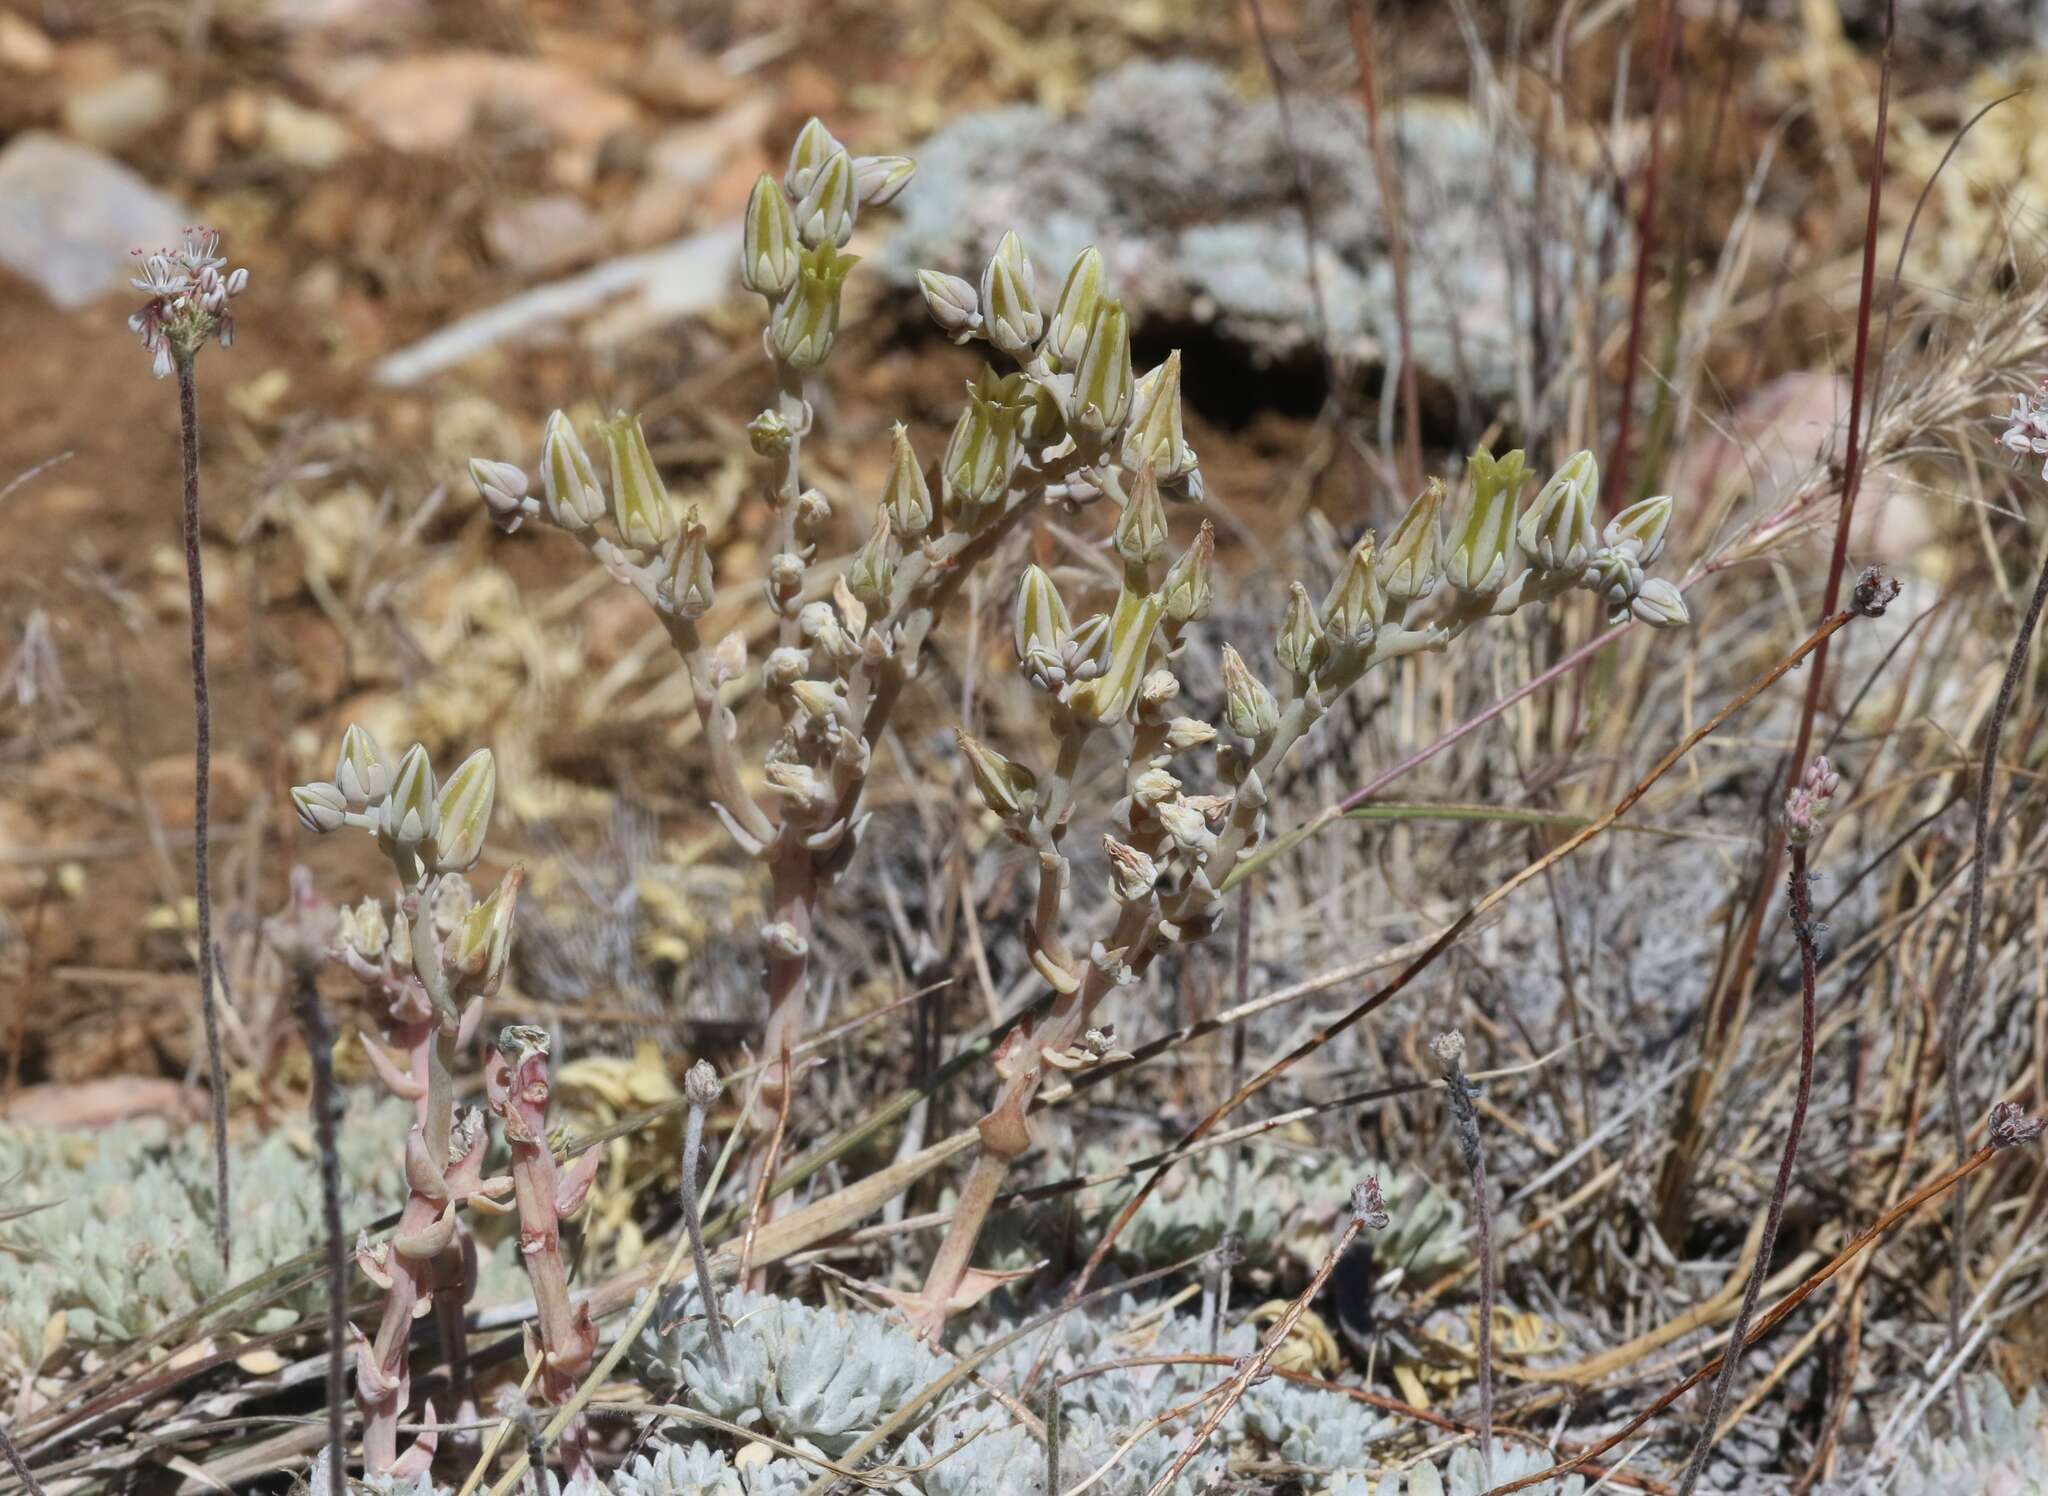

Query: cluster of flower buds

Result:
[1784,754,1842,848]
[127,227,249,379]
[739,118,913,371]
[1435,446,1688,630]
[1999,378,2048,478]
[294,724,499,878]
[918,238,1203,510]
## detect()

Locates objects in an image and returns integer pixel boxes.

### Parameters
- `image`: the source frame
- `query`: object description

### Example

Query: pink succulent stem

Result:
[486,1027,602,1480]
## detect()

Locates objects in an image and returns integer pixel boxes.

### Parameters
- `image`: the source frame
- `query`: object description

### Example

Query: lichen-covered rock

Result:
[883,61,1618,400]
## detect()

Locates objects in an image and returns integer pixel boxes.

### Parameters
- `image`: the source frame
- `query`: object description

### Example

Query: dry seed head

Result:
[685,1059,722,1108]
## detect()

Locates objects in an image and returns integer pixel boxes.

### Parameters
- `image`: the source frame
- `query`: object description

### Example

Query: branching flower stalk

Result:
[292,731,517,1474]
[1434,1030,1494,1482]
[1676,756,1838,1494]
[468,119,1693,1342]
[485,1026,603,1481]
[128,226,249,1272]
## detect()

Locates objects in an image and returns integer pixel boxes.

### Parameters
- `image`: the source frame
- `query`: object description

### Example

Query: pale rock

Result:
[61,68,172,150]
[483,192,607,275]
[259,95,354,169]
[0,12,56,73]
[337,50,637,153]
[0,132,191,308]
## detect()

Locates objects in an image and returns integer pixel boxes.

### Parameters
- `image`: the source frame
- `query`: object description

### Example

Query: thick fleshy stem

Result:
[486,1026,603,1481]
[175,354,231,1274]
[1434,1031,1494,1483]
[681,1060,729,1373]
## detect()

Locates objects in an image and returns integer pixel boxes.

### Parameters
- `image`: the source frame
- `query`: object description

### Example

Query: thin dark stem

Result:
[1676,842,1820,1493]
[1605,0,1681,508]
[0,1420,50,1496]
[1439,1043,1494,1481]
[291,963,347,1495]
[1042,1377,1062,1496]
[1945,538,2048,1416]
[1345,0,1423,494]
[176,355,230,1274]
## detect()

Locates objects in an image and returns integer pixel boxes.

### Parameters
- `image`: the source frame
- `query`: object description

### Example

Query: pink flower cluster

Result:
[127,227,248,378]
[1998,379,2048,477]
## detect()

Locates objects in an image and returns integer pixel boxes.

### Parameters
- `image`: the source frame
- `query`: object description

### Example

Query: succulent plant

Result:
[0,1093,403,1359]
[1894,1378,2048,1496]
[604,1439,810,1496]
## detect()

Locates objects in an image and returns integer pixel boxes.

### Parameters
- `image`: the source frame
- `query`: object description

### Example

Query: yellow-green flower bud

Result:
[335,722,390,808]
[853,153,916,207]
[1161,520,1215,624]
[1321,532,1386,648]
[661,506,716,619]
[846,507,897,610]
[1604,493,1673,565]
[1014,563,1071,667]
[784,116,845,198]
[748,408,793,458]
[770,242,856,370]
[741,173,800,297]
[430,747,495,874]
[1444,447,1525,595]
[380,743,438,850]
[291,780,347,834]
[1065,298,1132,437]
[1113,462,1169,566]
[1071,588,1165,725]
[1045,245,1105,366]
[1276,581,1327,679]
[792,148,857,249]
[917,269,980,342]
[1629,576,1690,629]
[882,422,933,535]
[957,730,1038,819]
[979,230,1043,356]
[1378,478,1446,603]
[942,377,1020,512]
[445,867,519,996]
[1518,449,1600,572]
[599,411,676,553]
[541,410,606,530]
[1220,644,1279,740]
[1122,351,1194,481]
